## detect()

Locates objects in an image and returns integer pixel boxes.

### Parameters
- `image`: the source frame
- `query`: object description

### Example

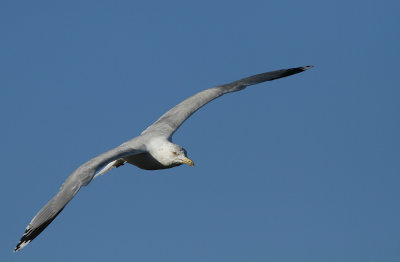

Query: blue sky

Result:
[1,0,399,261]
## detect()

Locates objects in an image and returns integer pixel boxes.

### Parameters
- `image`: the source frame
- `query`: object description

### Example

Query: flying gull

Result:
[14,65,313,252]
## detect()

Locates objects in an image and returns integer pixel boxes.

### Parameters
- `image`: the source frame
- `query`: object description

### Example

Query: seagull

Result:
[14,65,313,252]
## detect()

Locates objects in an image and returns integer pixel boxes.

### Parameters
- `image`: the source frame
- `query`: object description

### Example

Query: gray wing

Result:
[14,140,145,252]
[141,65,313,139]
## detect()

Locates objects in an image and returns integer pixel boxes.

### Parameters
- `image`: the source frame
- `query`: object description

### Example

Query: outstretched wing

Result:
[141,65,313,138]
[14,141,145,252]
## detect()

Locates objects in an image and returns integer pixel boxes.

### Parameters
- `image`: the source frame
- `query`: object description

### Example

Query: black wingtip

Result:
[269,65,313,81]
[14,207,65,253]
[302,65,314,70]
[14,228,32,253]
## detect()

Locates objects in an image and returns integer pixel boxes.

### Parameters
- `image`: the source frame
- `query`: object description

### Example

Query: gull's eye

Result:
[172,152,178,156]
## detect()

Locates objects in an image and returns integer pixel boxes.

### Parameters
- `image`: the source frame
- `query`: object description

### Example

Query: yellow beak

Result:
[180,156,195,167]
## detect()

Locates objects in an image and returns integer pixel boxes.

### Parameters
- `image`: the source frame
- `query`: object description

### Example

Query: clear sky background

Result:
[1,0,399,261]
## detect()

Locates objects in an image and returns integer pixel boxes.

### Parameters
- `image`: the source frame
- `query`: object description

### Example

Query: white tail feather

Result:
[94,159,126,178]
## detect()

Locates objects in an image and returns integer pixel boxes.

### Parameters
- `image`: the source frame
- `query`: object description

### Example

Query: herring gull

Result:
[14,65,313,252]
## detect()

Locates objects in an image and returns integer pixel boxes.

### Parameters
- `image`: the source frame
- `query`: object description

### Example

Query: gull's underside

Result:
[14,65,313,252]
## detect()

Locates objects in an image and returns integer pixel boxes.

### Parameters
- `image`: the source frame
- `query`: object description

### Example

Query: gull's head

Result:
[169,144,194,167]
[149,139,194,168]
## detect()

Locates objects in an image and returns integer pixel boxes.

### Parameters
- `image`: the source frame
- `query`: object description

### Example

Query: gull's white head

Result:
[148,139,194,168]
[169,144,194,167]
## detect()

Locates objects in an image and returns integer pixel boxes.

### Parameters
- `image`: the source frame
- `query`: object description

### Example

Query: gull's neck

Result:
[146,137,179,167]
